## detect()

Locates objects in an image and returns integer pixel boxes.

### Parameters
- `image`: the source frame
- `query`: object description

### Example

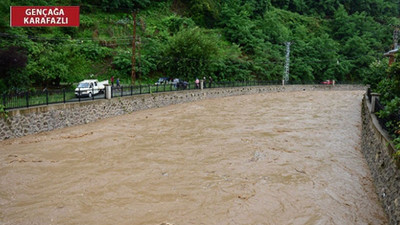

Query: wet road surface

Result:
[0,90,387,225]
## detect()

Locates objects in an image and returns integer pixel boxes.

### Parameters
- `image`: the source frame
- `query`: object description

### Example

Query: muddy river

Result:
[0,90,387,225]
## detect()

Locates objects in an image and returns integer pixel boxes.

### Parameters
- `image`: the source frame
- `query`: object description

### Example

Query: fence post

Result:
[140,85,142,94]
[78,88,81,102]
[130,86,133,96]
[371,93,381,113]
[121,86,124,97]
[105,86,111,99]
[46,89,49,105]
[26,91,29,108]
[367,88,372,103]
[63,89,66,103]
[92,87,95,100]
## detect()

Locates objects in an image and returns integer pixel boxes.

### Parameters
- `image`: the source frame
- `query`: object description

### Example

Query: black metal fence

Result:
[2,88,106,110]
[374,98,400,133]
[375,99,389,130]
[367,88,372,103]
[109,80,285,98]
[1,80,352,110]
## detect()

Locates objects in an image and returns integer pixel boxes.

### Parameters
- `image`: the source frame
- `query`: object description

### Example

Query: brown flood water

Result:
[0,90,388,225]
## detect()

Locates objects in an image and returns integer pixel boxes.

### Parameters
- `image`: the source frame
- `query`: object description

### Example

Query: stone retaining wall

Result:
[361,96,400,225]
[0,84,365,141]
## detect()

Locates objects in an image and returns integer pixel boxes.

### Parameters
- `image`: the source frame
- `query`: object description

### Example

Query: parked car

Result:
[75,79,108,98]
[155,77,170,85]
[177,80,188,90]
[321,80,333,85]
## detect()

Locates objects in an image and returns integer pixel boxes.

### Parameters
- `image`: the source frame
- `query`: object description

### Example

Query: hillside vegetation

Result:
[0,0,399,92]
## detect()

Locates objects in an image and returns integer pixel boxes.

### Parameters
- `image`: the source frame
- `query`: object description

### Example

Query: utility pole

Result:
[138,18,145,83]
[131,10,137,85]
[283,41,291,85]
[393,26,399,50]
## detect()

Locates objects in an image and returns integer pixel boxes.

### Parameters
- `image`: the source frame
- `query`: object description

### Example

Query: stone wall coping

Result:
[364,94,399,167]
[5,89,194,116]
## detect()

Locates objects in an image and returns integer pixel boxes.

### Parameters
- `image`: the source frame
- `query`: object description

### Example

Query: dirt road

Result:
[0,90,387,225]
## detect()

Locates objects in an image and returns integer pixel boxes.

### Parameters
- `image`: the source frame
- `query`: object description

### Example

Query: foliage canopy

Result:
[0,0,399,92]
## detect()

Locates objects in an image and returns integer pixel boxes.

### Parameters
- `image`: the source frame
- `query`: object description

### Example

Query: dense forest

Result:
[0,0,399,92]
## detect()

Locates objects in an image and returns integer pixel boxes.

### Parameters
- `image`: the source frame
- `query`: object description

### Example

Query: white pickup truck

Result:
[75,79,109,98]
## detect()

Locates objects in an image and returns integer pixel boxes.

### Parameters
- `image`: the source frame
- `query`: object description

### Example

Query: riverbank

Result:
[0,84,365,141]
[0,90,386,224]
[361,95,400,225]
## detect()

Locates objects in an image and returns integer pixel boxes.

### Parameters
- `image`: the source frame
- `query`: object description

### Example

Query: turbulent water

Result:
[0,90,387,225]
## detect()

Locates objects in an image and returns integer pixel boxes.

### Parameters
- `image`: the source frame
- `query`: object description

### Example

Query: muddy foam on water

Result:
[0,91,387,225]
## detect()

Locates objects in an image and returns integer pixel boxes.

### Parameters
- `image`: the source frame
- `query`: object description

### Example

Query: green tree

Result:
[112,51,131,77]
[363,59,388,89]
[0,46,28,92]
[289,35,340,82]
[341,35,375,81]
[244,0,271,18]
[26,44,91,87]
[187,0,220,27]
[162,28,220,81]
[220,0,262,54]
[330,5,355,42]
[386,56,400,96]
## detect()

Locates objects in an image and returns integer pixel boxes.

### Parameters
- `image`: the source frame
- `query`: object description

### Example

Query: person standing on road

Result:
[209,76,213,88]
[116,78,120,87]
[111,76,114,87]
[173,78,179,88]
